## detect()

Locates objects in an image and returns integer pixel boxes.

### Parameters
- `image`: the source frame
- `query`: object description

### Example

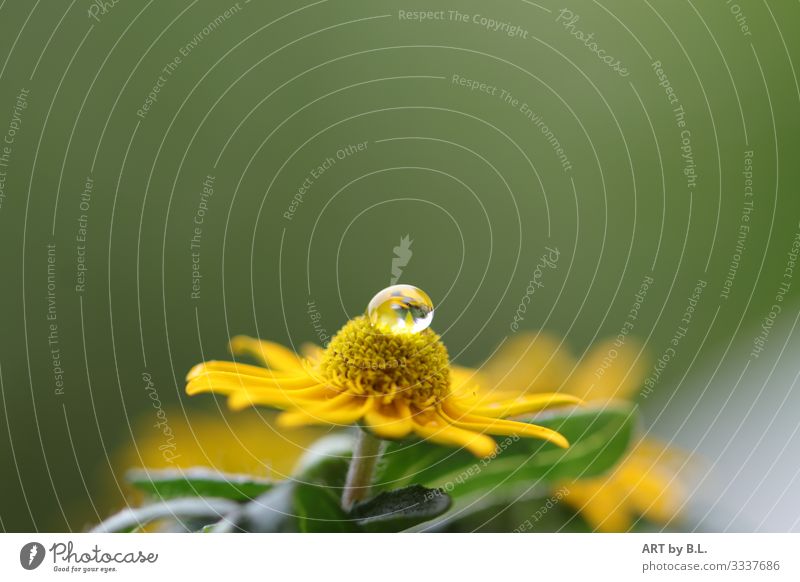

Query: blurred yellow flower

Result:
[185,317,581,458]
[556,439,685,532]
[120,409,323,479]
[105,410,326,532]
[478,333,685,532]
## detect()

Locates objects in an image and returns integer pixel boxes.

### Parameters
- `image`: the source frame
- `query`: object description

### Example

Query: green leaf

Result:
[436,493,593,532]
[297,454,351,489]
[126,467,274,501]
[294,433,354,488]
[236,480,299,532]
[376,404,636,502]
[91,497,239,533]
[294,433,354,474]
[231,481,360,533]
[349,485,452,532]
[293,483,359,532]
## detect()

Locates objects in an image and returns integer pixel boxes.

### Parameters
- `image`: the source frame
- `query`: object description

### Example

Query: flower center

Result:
[319,316,451,408]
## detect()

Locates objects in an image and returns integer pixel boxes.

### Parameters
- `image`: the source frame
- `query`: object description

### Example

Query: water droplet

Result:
[367,285,434,334]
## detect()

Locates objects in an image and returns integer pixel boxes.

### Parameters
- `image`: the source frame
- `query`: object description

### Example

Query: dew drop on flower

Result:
[367,284,434,334]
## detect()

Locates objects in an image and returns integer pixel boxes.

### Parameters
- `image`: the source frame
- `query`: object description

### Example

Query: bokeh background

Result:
[0,0,798,532]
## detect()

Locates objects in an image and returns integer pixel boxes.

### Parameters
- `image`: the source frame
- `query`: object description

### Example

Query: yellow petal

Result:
[186,371,320,397]
[277,393,372,428]
[187,360,307,381]
[364,401,413,439]
[616,439,685,525]
[560,479,633,532]
[557,438,686,531]
[449,365,484,396]
[569,339,647,401]
[441,402,569,448]
[229,336,304,371]
[620,465,682,525]
[300,342,325,364]
[454,392,583,418]
[480,332,576,396]
[226,384,334,411]
[412,416,497,458]
[121,409,324,478]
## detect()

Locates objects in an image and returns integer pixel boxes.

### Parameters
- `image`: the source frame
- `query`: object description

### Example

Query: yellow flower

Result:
[479,333,685,532]
[555,439,685,532]
[102,410,322,529]
[119,410,323,478]
[186,317,581,458]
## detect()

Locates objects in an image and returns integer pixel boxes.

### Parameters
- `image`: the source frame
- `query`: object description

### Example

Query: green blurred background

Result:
[0,0,798,531]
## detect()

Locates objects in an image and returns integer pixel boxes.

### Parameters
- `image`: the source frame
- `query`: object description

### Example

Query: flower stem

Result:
[341,428,384,511]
